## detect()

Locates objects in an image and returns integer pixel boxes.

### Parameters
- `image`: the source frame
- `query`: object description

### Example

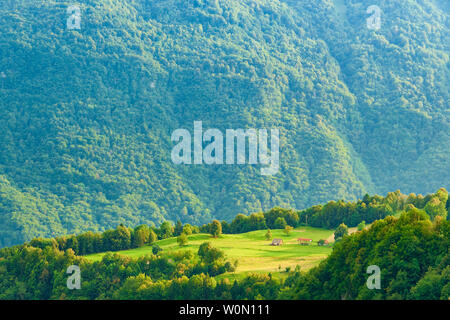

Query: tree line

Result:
[0,206,448,300]
[24,189,449,257]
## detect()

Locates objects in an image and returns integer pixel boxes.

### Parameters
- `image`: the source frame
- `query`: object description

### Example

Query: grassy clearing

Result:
[85,226,334,278]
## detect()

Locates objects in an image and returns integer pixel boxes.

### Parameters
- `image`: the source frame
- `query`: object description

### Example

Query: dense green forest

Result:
[10,188,447,257]
[0,189,448,299]
[0,0,448,247]
[280,208,449,300]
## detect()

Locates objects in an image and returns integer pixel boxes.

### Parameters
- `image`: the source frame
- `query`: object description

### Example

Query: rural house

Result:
[297,238,313,245]
[271,239,283,246]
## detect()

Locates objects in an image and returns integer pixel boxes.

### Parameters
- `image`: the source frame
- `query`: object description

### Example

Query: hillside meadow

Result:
[1,199,447,300]
[85,226,334,278]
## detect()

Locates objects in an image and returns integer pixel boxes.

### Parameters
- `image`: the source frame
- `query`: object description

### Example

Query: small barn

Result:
[271,238,283,246]
[297,238,313,245]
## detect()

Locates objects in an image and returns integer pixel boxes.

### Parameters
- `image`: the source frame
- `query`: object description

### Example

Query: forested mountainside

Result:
[15,188,449,256]
[0,0,449,247]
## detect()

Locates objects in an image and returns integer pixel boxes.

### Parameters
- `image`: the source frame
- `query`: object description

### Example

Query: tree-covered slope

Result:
[280,209,449,300]
[0,0,448,246]
[0,197,448,300]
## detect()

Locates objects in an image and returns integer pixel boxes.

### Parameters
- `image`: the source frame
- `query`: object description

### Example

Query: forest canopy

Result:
[0,0,448,248]
[0,188,448,300]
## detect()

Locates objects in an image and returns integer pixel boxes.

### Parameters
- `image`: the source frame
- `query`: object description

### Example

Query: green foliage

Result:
[159,222,174,240]
[210,220,222,238]
[174,221,184,237]
[281,210,450,300]
[265,208,298,229]
[357,221,366,231]
[103,225,132,251]
[177,233,188,246]
[0,192,448,300]
[182,224,193,235]
[148,229,158,245]
[274,217,287,229]
[152,245,162,255]
[334,223,349,241]
[132,225,150,248]
[424,188,448,220]
[0,0,448,247]
[299,189,449,229]
[0,240,235,299]
[198,242,212,260]
[197,242,225,264]
[409,251,450,300]
[17,189,445,259]
[284,225,293,235]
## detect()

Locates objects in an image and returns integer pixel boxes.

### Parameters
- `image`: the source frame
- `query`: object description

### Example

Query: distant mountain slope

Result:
[0,0,448,247]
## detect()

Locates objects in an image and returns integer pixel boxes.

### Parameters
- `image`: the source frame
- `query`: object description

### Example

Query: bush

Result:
[152,245,162,255]
[357,221,366,231]
[334,223,349,241]
[177,233,188,246]
[284,225,293,235]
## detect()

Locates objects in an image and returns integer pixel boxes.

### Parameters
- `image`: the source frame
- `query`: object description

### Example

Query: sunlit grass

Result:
[85,226,334,277]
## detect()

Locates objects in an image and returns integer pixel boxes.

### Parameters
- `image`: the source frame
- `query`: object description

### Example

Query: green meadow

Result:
[85,226,334,278]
